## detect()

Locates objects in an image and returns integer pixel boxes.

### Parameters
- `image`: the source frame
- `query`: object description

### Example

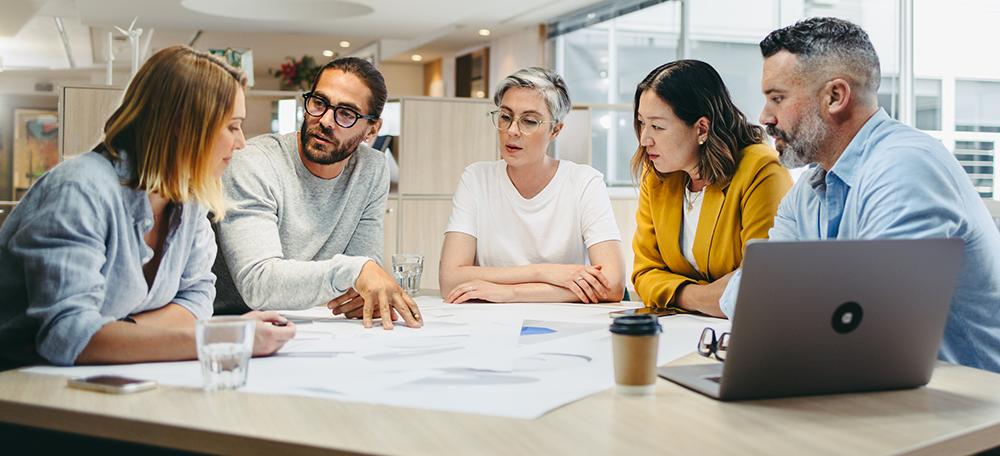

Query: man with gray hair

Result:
[718,17,1000,373]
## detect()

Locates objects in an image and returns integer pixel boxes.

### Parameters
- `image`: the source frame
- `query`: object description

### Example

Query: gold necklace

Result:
[685,187,703,212]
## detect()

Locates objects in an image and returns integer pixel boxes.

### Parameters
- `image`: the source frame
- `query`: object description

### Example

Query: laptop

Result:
[658,238,964,401]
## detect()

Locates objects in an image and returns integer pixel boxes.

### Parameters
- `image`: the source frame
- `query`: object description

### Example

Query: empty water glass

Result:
[195,317,255,391]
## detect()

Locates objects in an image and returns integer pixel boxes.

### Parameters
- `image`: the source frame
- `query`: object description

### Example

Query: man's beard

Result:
[299,119,365,165]
[768,103,828,169]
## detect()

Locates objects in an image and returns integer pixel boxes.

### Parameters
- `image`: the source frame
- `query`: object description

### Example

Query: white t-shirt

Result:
[445,160,621,267]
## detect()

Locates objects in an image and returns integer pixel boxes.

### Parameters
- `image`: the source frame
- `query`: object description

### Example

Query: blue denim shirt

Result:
[0,152,216,366]
[720,109,1000,373]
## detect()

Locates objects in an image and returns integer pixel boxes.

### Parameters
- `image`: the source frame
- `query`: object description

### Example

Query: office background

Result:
[1,0,999,289]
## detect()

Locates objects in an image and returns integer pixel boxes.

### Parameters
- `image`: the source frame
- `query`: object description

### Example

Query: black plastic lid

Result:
[609,315,662,336]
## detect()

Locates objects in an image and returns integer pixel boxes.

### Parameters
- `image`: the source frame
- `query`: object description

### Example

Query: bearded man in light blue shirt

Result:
[718,17,1000,373]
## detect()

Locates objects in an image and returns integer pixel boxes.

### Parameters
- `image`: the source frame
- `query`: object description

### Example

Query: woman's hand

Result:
[674,271,735,318]
[444,279,518,304]
[242,310,297,356]
[539,264,612,303]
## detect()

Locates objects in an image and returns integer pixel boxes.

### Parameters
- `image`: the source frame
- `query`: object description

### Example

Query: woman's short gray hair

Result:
[493,67,571,122]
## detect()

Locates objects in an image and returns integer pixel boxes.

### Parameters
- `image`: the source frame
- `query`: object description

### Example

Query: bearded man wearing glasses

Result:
[213,57,422,331]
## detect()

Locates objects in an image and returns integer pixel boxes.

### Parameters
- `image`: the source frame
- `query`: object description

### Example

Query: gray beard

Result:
[769,104,828,169]
[299,119,363,165]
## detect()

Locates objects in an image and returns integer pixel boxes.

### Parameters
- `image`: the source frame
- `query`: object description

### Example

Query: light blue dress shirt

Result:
[0,152,216,366]
[720,109,1000,373]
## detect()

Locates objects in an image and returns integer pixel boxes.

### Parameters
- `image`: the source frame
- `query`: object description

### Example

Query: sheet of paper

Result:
[23,298,725,419]
[275,307,523,372]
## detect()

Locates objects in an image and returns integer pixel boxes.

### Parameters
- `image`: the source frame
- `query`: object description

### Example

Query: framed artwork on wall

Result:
[12,109,59,200]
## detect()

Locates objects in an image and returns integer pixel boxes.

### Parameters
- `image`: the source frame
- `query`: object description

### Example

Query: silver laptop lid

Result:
[717,238,964,400]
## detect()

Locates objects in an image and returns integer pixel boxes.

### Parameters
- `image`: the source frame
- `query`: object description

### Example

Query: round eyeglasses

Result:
[302,93,376,128]
[697,327,730,362]
[489,110,557,135]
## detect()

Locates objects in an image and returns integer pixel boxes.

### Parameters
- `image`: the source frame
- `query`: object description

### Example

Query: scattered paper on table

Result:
[24,297,730,419]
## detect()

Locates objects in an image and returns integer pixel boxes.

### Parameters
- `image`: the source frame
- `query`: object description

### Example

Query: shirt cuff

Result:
[172,296,215,320]
[719,269,742,320]
[330,254,376,295]
[38,312,117,366]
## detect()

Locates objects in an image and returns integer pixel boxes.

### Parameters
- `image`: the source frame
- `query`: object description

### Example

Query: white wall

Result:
[431,25,544,101]
[380,62,424,96]
[489,25,544,95]
[441,56,456,98]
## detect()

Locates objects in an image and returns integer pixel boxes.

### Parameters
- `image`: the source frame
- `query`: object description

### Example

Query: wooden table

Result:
[2,352,1000,455]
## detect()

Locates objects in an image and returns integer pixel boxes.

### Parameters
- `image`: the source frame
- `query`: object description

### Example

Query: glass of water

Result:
[195,317,255,391]
[392,254,424,296]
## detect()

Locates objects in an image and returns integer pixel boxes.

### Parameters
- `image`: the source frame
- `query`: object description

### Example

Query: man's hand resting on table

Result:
[328,260,423,330]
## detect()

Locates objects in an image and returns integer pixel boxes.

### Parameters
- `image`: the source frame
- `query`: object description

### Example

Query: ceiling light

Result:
[411,54,422,62]
[323,50,334,57]
[340,41,350,48]
[181,0,372,20]
[479,29,490,36]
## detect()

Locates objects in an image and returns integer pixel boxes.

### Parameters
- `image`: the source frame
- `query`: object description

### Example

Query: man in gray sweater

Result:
[214,57,422,330]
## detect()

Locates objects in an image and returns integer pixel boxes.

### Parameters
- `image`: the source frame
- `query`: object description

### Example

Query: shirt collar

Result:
[827,108,891,187]
[110,151,154,223]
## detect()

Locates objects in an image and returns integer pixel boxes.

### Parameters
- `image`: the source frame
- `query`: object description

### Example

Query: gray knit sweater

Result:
[213,133,388,314]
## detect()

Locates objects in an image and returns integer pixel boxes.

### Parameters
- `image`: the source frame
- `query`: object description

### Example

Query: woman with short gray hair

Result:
[440,67,625,304]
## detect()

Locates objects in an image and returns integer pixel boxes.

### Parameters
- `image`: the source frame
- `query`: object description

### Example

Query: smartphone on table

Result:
[608,307,677,318]
[67,375,157,394]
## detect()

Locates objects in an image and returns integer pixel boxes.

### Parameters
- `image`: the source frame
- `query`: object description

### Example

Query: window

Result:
[954,141,995,197]
[956,80,1000,133]
[550,0,1000,200]
[552,0,899,186]
[952,81,1000,198]
[879,77,941,131]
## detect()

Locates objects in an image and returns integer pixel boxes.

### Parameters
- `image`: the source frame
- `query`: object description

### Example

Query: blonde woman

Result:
[0,45,294,369]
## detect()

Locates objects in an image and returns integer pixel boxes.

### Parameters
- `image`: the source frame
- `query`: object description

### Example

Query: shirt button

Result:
[144,219,153,227]
[142,257,150,263]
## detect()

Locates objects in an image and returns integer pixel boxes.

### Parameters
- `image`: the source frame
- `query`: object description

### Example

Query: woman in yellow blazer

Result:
[631,60,792,317]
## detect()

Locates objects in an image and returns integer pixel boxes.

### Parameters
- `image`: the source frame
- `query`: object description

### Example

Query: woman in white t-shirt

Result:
[440,67,625,304]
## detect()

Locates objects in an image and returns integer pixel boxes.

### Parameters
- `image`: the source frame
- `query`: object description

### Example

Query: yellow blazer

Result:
[632,144,792,307]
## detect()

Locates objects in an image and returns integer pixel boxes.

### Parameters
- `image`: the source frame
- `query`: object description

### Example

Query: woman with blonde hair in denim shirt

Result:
[0,45,295,369]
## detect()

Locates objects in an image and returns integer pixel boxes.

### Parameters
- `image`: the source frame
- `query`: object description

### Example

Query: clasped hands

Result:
[327,260,424,329]
[444,264,612,304]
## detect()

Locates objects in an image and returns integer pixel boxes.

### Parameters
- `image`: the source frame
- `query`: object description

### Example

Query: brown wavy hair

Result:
[630,60,764,185]
[100,45,247,220]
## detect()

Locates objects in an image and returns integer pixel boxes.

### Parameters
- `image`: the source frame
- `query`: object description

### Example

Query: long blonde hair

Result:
[100,45,246,220]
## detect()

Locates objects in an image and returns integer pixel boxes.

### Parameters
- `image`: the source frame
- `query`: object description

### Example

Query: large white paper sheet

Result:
[274,305,523,372]
[23,298,730,419]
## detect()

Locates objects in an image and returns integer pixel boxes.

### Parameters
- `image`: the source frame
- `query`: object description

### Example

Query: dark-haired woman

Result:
[631,60,792,317]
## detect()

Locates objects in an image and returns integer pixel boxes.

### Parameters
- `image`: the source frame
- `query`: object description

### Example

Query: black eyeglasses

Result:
[697,327,730,361]
[302,93,376,128]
